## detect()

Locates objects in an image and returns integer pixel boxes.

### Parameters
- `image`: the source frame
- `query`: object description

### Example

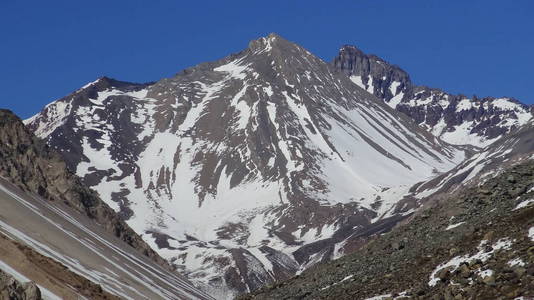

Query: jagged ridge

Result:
[333,45,533,148]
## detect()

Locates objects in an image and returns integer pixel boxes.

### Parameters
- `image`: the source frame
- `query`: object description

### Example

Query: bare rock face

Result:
[26,34,465,298]
[0,109,168,268]
[0,269,42,300]
[334,45,411,103]
[333,45,533,148]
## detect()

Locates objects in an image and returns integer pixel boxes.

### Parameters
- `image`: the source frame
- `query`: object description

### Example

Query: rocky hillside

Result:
[25,33,466,298]
[242,159,534,299]
[333,45,533,148]
[0,173,212,299]
[0,109,167,267]
[0,231,121,300]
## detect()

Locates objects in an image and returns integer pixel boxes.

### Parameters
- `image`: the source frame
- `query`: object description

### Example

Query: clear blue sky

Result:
[1,0,533,119]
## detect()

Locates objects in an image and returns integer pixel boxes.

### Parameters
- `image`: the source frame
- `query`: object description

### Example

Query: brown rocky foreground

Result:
[0,232,119,299]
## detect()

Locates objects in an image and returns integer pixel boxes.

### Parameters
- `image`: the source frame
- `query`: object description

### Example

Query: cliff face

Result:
[333,45,533,148]
[0,109,167,267]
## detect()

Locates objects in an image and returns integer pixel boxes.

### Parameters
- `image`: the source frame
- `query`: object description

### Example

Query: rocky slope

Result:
[242,159,534,300]
[0,109,212,299]
[0,230,120,300]
[333,45,533,148]
[0,176,212,299]
[0,109,165,266]
[25,33,466,298]
[411,119,534,201]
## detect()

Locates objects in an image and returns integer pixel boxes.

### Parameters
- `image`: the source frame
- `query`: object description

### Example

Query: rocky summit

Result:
[333,45,533,148]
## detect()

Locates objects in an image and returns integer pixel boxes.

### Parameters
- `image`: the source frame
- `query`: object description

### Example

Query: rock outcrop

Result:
[0,269,41,300]
[333,45,533,148]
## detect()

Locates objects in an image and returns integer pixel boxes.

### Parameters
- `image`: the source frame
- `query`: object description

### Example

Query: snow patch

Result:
[445,221,465,230]
[349,75,365,90]
[428,238,513,286]
[320,274,353,291]
[513,198,534,210]
[508,257,525,267]
[476,269,493,279]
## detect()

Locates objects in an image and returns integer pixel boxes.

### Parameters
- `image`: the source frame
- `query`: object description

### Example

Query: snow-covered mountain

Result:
[333,45,533,148]
[26,34,465,298]
[411,118,534,201]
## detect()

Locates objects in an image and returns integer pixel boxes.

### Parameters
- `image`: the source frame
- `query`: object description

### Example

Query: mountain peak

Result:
[338,44,365,56]
[334,44,410,81]
[75,76,116,93]
[26,33,466,296]
[267,32,282,39]
[247,32,302,55]
[332,43,533,148]
[75,76,151,97]
[0,109,20,125]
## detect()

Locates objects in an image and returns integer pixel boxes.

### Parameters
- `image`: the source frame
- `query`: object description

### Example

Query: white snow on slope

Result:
[514,198,534,210]
[456,98,477,112]
[508,257,525,267]
[440,121,499,148]
[349,75,365,89]
[445,221,465,230]
[428,238,513,286]
[364,291,408,300]
[492,98,521,110]
[24,100,72,138]
[320,274,353,291]
[387,81,404,109]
